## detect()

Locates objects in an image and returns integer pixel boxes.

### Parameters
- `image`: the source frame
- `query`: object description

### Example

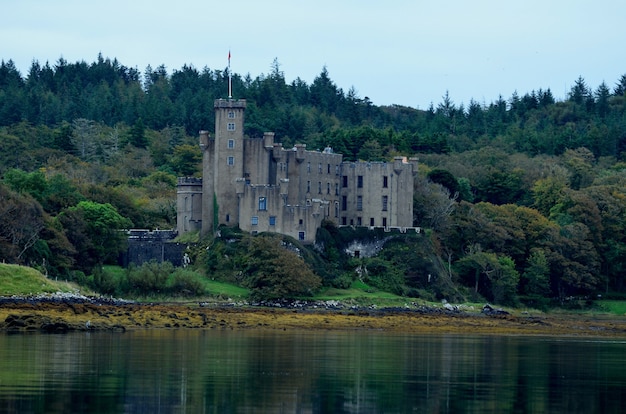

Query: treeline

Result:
[2,54,626,306]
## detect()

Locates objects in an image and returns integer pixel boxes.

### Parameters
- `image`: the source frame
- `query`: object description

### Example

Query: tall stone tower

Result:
[201,99,247,236]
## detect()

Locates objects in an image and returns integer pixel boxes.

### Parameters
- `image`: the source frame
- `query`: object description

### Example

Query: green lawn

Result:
[597,300,626,315]
[203,279,249,298]
[0,263,77,295]
[314,279,409,306]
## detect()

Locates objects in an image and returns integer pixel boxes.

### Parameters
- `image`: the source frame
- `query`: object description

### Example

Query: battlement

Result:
[214,98,246,109]
[177,177,203,186]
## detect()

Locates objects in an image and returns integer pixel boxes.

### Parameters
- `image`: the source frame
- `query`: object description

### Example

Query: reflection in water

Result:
[0,330,625,413]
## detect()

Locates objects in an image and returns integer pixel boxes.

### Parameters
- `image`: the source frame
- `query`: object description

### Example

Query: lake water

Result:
[0,329,625,413]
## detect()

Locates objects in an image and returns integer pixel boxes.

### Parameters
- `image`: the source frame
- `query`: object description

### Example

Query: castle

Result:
[176,98,417,243]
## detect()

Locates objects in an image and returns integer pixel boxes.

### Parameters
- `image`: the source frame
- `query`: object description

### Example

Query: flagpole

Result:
[228,50,232,99]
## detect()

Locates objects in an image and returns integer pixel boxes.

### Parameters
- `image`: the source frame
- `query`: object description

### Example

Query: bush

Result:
[127,260,173,294]
[169,268,206,296]
[330,273,354,289]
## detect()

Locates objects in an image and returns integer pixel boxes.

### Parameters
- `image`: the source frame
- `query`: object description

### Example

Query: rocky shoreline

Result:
[1,293,626,337]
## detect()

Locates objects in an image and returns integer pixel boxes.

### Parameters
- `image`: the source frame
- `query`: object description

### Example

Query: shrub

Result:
[127,260,173,294]
[169,268,206,296]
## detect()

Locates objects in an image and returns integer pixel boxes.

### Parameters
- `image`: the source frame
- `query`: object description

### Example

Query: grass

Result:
[0,263,79,296]
[203,278,249,298]
[314,279,412,307]
[596,300,626,315]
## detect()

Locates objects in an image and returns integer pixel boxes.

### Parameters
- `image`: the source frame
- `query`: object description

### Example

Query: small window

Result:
[342,176,348,188]
[335,183,339,195]
[307,162,311,173]
[370,217,375,226]
[357,217,362,226]
[228,111,235,119]
[327,164,331,174]
[318,163,322,173]
[341,217,347,225]
[227,156,234,165]
[382,195,388,211]
[357,195,363,211]
[228,139,235,149]
[227,123,236,131]
[382,217,387,227]
[258,197,267,211]
[269,216,276,226]
[307,181,311,193]
[226,214,230,222]
[251,216,258,225]
[298,231,305,241]
[326,182,330,194]
[341,196,347,211]
[318,181,322,194]
[383,176,388,188]
[357,175,363,188]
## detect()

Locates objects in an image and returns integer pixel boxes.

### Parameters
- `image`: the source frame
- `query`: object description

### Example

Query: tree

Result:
[128,117,148,148]
[243,235,321,300]
[171,144,202,176]
[58,201,131,273]
[0,183,45,263]
[522,248,550,296]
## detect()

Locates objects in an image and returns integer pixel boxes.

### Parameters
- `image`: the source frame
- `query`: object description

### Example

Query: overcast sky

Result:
[2,0,625,109]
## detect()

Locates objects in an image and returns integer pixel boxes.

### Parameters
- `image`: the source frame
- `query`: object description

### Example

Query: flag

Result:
[228,50,231,67]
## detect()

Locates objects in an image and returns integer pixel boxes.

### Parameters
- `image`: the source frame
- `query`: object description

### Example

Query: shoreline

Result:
[1,296,626,337]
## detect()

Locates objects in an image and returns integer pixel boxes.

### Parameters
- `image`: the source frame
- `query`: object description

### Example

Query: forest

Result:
[1,54,626,307]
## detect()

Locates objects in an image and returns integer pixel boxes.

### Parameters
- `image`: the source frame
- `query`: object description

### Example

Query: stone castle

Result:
[176,98,417,243]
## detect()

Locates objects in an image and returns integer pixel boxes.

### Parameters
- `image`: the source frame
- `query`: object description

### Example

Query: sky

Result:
[2,0,625,109]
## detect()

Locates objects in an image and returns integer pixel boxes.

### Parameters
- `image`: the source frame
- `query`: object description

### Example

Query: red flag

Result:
[228,51,231,64]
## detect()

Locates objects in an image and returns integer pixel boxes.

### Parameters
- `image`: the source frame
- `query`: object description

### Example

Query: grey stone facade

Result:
[177,99,417,243]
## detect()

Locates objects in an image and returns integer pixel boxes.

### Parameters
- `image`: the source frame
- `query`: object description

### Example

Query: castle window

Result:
[334,202,339,218]
[382,195,388,211]
[228,111,235,118]
[228,139,235,149]
[382,217,387,227]
[357,195,363,211]
[342,217,347,225]
[318,163,322,173]
[341,196,347,211]
[327,182,330,194]
[357,175,363,188]
[258,197,267,211]
[269,216,276,226]
[307,181,311,193]
[251,216,258,225]
[227,156,234,165]
[307,162,311,173]
[227,123,236,131]
[298,231,305,241]
[335,165,339,175]
[383,176,388,188]
[342,176,348,188]
[335,183,339,195]
[370,217,375,226]
[226,214,230,222]
[318,181,322,194]
[357,217,362,226]
[327,164,331,174]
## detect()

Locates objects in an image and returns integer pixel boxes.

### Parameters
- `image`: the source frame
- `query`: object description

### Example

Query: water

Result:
[0,330,625,413]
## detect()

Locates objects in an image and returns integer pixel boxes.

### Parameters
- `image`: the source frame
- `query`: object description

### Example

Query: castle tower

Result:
[203,99,247,235]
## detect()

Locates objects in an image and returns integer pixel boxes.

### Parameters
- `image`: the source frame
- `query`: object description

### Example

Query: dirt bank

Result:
[1,298,626,337]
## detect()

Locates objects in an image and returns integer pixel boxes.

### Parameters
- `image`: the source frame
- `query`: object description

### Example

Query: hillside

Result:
[1,56,626,308]
[0,263,79,296]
